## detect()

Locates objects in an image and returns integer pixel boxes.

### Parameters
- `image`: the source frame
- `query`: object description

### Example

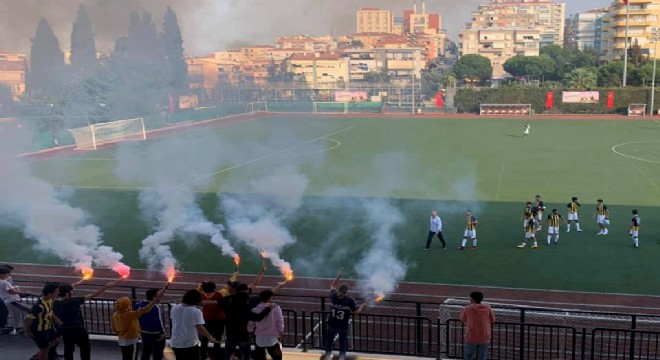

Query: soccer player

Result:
[566,197,582,232]
[544,209,565,245]
[458,210,479,250]
[517,214,538,249]
[629,209,641,248]
[523,123,531,138]
[534,195,545,231]
[594,199,610,235]
[522,202,534,230]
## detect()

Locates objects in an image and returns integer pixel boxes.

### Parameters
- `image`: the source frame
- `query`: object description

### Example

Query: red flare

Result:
[233,254,240,267]
[374,293,385,303]
[80,266,94,281]
[166,266,177,283]
[112,263,131,279]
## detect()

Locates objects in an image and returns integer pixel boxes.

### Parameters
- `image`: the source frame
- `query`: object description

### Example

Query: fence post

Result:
[436,318,442,360]
[416,303,423,354]
[580,328,586,360]
[320,297,326,312]
[302,310,307,352]
[519,309,526,360]
[630,315,637,359]
[131,287,137,300]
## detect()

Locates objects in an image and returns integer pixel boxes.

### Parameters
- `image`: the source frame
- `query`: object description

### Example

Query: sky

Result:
[0,0,611,56]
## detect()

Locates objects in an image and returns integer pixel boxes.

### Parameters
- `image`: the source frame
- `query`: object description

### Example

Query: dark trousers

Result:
[61,327,91,360]
[426,231,446,249]
[252,344,282,360]
[120,344,137,360]
[140,333,165,360]
[0,301,7,329]
[325,326,349,355]
[173,346,200,359]
[224,340,250,360]
[200,320,225,360]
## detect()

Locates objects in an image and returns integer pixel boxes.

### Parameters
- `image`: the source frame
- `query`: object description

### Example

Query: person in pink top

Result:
[247,290,284,360]
[460,291,495,360]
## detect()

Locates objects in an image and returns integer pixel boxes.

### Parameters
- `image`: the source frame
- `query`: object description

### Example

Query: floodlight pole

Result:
[623,0,630,87]
[412,50,416,115]
[651,28,659,116]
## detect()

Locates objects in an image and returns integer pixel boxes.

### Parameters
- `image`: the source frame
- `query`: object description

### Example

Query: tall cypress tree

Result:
[70,4,97,71]
[161,6,188,90]
[28,18,65,94]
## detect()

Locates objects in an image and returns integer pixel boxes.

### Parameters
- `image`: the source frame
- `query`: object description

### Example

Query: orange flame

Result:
[81,267,94,281]
[166,267,177,283]
[112,263,131,279]
[281,264,294,281]
[233,254,240,267]
[374,293,385,303]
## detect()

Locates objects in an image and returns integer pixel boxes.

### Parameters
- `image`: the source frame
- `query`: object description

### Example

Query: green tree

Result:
[503,55,554,78]
[267,59,294,83]
[540,44,599,80]
[70,4,97,72]
[563,68,597,89]
[27,18,65,94]
[363,70,391,83]
[161,6,188,90]
[453,54,492,84]
[597,61,624,87]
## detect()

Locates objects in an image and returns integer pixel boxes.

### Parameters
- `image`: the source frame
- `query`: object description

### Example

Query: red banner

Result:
[436,91,444,108]
[607,91,614,109]
[545,92,554,109]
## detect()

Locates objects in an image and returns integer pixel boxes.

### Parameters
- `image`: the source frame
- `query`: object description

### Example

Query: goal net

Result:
[628,104,646,116]
[313,102,349,114]
[480,104,532,116]
[68,117,146,150]
[245,101,268,114]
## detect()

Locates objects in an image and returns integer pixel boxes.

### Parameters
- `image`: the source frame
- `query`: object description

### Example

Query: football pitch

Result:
[3,114,660,295]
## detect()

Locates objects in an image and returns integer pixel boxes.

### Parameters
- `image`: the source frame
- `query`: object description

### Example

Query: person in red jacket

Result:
[459,292,495,360]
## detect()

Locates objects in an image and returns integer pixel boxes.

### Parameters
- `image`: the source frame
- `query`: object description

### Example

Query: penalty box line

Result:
[180,126,355,186]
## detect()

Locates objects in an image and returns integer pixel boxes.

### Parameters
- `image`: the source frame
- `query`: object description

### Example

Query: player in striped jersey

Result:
[566,197,582,232]
[544,209,565,245]
[534,195,545,232]
[458,210,478,250]
[629,209,641,248]
[522,202,534,230]
[517,214,538,249]
[593,199,610,235]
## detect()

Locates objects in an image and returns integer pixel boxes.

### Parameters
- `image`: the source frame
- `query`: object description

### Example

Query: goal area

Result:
[245,101,268,114]
[628,104,646,116]
[480,104,532,116]
[313,102,349,114]
[68,117,146,150]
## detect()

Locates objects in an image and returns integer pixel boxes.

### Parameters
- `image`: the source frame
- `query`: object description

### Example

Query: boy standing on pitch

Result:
[594,199,610,235]
[566,197,582,232]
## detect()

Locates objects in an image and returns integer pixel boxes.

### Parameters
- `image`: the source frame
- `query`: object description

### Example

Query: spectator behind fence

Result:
[248,290,284,360]
[169,289,217,359]
[25,283,62,360]
[112,290,163,360]
[199,281,225,360]
[460,291,496,360]
[136,288,167,360]
[324,269,366,360]
[54,279,120,360]
[0,264,27,335]
[0,264,14,333]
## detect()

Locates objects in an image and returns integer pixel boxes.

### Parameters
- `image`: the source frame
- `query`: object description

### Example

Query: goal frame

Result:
[68,117,146,150]
[313,101,349,114]
[480,103,532,116]
[246,101,268,114]
[628,104,646,117]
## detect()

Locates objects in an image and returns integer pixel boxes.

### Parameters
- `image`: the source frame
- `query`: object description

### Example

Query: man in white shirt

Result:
[0,265,26,334]
[424,211,447,250]
[169,290,217,359]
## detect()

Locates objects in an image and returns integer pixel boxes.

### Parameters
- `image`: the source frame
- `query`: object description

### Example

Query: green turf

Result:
[3,115,660,295]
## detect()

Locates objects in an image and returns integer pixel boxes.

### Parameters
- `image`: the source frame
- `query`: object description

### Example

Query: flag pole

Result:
[622,0,630,87]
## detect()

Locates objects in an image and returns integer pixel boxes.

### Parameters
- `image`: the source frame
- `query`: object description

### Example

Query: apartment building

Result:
[601,0,660,61]
[285,53,350,88]
[565,9,608,51]
[357,8,393,34]
[0,52,26,101]
[460,28,542,78]
[344,48,424,82]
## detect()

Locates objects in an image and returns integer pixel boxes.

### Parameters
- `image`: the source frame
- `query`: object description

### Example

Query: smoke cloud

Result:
[0,123,129,275]
[0,0,598,55]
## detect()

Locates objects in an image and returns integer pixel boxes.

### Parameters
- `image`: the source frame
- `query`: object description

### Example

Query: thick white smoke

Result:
[0,123,128,274]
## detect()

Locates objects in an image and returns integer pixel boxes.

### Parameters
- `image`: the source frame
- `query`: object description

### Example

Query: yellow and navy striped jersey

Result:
[547,214,563,227]
[525,219,536,233]
[28,297,54,332]
[523,207,533,217]
[596,203,608,216]
[631,215,640,231]
[536,200,545,213]
[567,202,579,214]
[466,216,477,230]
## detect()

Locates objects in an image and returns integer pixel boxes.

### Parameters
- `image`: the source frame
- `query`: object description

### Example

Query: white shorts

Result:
[630,230,639,238]
[525,232,536,239]
[524,129,530,135]
[567,213,578,221]
[536,213,543,221]
[597,215,606,224]
[548,227,559,235]
[463,229,476,239]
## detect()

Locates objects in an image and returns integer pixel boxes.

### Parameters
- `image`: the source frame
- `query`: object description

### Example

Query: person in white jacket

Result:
[247,290,284,360]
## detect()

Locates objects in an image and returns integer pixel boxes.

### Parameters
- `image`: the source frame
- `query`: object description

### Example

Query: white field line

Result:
[611,140,660,164]
[180,126,354,186]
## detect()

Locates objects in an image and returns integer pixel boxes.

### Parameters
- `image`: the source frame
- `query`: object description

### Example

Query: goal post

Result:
[628,104,646,116]
[480,104,532,116]
[245,101,268,114]
[68,117,146,150]
[313,102,349,114]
